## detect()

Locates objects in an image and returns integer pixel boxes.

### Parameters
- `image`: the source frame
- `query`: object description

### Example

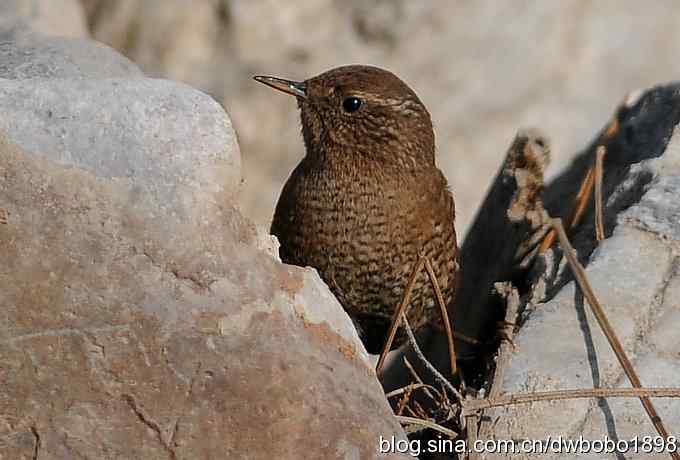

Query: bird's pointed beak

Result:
[253,75,307,99]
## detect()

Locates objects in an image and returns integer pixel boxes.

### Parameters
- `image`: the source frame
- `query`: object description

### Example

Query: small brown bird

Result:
[254,65,458,353]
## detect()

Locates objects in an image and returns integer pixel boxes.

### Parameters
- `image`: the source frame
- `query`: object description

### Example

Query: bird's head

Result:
[254,65,435,168]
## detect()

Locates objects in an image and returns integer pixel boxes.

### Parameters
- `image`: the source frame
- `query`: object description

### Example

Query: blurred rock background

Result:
[27,0,680,234]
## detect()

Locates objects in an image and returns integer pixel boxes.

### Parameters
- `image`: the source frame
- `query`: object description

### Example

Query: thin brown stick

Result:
[403,405,420,419]
[553,218,679,460]
[412,399,430,420]
[423,257,457,376]
[396,384,414,416]
[438,381,453,414]
[385,383,430,399]
[464,387,680,412]
[540,167,595,252]
[402,356,436,401]
[376,257,426,376]
[402,314,463,402]
[594,146,606,241]
[570,166,596,230]
[540,115,618,252]
[403,357,458,427]
[396,415,458,438]
[604,117,620,139]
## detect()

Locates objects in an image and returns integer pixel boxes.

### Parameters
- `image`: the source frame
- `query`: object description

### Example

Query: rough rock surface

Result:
[0,22,409,460]
[485,86,680,459]
[0,33,142,80]
[79,0,680,236]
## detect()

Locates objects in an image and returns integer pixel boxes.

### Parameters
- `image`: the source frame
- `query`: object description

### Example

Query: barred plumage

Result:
[256,65,459,353]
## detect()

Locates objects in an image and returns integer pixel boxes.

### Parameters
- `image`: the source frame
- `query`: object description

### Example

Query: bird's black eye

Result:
[342,97,362,113]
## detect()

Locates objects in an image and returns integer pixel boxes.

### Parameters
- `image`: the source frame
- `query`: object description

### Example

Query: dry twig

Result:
[396,384,414,416]
[594,146,606,241]
[402,314,463,403]
[553,218,679,460]
[403,357,436,401]
[540,117,618,252]
[464,387,680,412]
[396,415,458,438]
[377,255,458,381]
[385,383,430,399]
[403,405,421,419]
[376,257,426,376]
[423,257,457,377]
[394,356,460,435]
[539,167,594,252]
[411,399,430,420]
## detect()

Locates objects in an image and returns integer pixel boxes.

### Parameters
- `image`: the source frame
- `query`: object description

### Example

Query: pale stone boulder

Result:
[0,25,409,460]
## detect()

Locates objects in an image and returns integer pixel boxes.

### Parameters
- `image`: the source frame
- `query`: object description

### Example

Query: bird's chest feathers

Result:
[299,166,392,231]
[289,160,430,248]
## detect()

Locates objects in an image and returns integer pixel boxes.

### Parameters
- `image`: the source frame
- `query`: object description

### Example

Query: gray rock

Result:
[0,34,142,79]
[485,89,680,457]
[0,29,410,460]
[0,78,238,219]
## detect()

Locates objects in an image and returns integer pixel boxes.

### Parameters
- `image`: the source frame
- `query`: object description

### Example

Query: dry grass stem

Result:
[400,357,457,427]
[376,257,426,376]
[464,387,680,412]
[423,257,457,377]
[396,415,458,438]
[396,384,414,416]
[539,116,618,253]
[553,218,679,460]
[403,405,420,418]
[539,167,594,252]
[594,146,606,241]
[385,383,430,399]
[403,357,436,401]
[402,314,463,402]
[412,399,430,419]
[569,166,595,230]
[604,117,620,138]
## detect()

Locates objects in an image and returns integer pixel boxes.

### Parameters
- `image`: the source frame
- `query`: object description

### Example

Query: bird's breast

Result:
[275,162,450,275]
